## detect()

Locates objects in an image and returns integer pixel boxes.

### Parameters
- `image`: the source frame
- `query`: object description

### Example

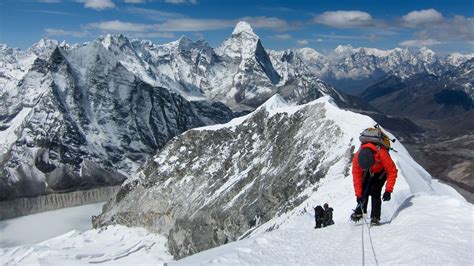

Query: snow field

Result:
[0,225,172,265]
[175,193,473,265]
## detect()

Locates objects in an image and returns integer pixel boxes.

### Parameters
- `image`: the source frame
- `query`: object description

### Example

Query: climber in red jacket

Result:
[351,142,398,225]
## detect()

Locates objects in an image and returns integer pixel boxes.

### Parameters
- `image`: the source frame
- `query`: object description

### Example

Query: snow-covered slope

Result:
[1,95,470,265]
[0,225,173,265]
[175,193,472,265]
[93,94,469,260]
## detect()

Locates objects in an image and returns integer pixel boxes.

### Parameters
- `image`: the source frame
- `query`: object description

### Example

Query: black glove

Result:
[356,197,364,204]
[383,191,391,201]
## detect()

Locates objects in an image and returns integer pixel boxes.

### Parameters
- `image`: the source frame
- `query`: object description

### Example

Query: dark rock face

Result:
[94,99,355,259]
[255,39,281,85]
[0,47,236,201]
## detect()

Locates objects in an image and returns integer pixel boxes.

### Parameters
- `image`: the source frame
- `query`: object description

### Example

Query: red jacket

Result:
[352,143,398,198]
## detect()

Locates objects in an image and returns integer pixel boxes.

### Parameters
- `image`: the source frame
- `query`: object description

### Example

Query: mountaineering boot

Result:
[370,217,380,226]
[350,209,363,222]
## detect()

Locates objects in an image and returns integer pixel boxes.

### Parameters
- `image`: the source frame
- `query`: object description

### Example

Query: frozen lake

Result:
[0,202,104,248]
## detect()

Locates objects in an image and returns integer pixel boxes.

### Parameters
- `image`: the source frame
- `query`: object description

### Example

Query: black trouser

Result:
[315,216,322,228]
[361,171,387,220]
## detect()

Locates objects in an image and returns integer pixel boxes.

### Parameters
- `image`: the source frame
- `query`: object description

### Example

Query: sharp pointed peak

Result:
[98,33,131,50]
[101,33,129,42]
[232,21,256,36]
[176,35,191,41]
[32,37,59,47]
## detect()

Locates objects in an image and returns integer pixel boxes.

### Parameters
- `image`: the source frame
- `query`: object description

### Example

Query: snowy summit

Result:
[232,21,256,36]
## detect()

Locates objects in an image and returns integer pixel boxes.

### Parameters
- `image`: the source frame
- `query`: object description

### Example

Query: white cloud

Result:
[24,9,75,16]
[241,16,291,31]
[314,33,382,42]
[126,7,184,21]
[296,40,309,46]
[402,9,444,27]
[124,0,146,3]
[313,10,374,28]
[86,20,176,39]
[165,0,197,4]
[38,0,61,3]
[87,20,151,31]
[273,34,292,40]
[399,39,442,47]
[86,17,292,35]
[154,19,234,31]
[79,0,115,10]
[45,28,88,37]
[413,15,474,42]
[154,17,291,32]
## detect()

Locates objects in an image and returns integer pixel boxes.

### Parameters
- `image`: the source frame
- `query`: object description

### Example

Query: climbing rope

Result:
[362,215,379,266]
[357,170,379,266]
[361,215,365,266]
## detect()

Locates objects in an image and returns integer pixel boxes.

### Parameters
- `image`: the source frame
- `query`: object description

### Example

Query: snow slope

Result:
[0,96,471,264]
[174,194,473,265]
[0,225,172,265]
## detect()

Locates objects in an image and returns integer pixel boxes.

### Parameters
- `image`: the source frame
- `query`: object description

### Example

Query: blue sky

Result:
[0,0,473,54]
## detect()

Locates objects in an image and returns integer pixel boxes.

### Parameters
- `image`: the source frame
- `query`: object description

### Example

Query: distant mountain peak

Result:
[28,37,59,57]
[100,33,130,50]
[232,21,256,36]
[216,21,261,60]
[297,47,325,58]
[334,44,353,53]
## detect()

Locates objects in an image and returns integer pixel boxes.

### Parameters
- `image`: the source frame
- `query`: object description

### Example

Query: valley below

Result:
[401,117,474,202]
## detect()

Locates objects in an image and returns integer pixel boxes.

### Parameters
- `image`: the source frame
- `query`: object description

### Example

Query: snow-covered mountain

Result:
[1,20,471,209]
[0,21,360,204]
[447,52,474,67]
[294,45,473,95]
[0,44,36,96]
[0,41,235,201]
[93,94,469,260]
[129,21,342,110]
